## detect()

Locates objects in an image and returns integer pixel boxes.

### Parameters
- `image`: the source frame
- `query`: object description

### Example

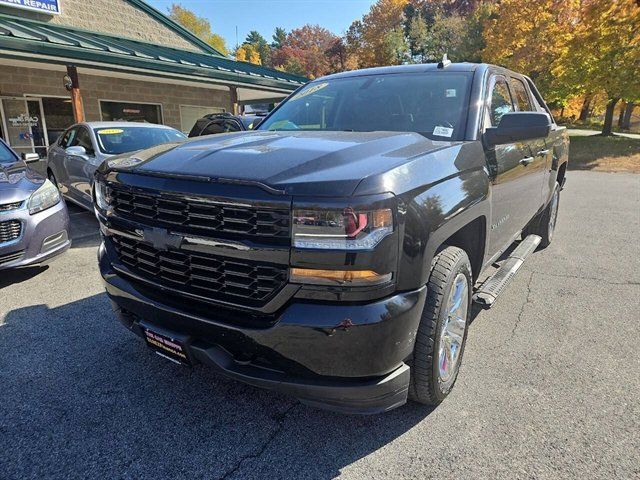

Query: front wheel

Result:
[409,246,472,406]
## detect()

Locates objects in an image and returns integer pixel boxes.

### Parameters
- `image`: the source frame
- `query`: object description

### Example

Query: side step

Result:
[473,234,541,308]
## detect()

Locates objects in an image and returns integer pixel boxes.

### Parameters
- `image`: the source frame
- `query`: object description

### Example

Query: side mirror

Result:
[66,145,88,159]
[484,112,551,147]
[22,152,41,163]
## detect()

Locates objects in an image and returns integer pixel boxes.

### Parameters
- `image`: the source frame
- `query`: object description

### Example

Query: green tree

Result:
[168,4,228,55]
[243,30,271,66]
[271,27,287,49]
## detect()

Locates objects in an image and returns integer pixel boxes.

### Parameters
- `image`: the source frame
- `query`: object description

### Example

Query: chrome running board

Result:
[473,234,541,308]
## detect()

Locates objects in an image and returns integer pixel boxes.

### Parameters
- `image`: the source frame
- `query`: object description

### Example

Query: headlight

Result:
[293,207,393,250]
[28,179,60,215]
[94,180,110,210]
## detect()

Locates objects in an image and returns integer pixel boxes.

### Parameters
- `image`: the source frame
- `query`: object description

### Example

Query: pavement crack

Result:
[217,402,297,480]
[532,271,640,286]
[511,271,535,338]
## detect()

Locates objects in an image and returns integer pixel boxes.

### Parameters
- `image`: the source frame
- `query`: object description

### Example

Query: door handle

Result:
[519,157,534,166]
[536,149,550,156]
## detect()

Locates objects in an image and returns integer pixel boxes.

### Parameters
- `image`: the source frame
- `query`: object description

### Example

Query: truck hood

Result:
[110,131,461,196]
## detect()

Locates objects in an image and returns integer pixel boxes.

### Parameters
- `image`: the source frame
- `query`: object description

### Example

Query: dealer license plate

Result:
[143,327,191,366]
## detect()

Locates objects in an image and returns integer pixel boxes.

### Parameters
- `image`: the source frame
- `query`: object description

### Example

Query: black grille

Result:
[0,201,22,212]
[110,234,288,307]
[110,186,290,238]
[0,220,21,244]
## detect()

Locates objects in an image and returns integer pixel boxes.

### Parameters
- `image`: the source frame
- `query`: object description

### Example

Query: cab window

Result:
[488,77,514,126]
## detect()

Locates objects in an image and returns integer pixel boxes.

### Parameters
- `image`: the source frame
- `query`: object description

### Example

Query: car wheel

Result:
[524,181,560,249]
[409,246,472,406]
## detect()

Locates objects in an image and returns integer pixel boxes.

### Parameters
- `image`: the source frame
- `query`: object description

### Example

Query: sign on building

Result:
[0,0,61,15]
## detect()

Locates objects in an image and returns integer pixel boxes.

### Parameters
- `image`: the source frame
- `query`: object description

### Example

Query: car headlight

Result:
[28,179,60,215]
[94,180,110,211]
[293,207,393,250]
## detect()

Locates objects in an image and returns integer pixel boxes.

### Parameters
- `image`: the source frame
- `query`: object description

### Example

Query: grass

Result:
[568,134,640,173]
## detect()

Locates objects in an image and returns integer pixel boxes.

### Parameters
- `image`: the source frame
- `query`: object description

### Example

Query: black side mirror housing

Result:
[484,112,552,147]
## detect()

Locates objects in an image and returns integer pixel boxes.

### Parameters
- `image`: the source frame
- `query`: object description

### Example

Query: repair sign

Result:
[0,0,61,15]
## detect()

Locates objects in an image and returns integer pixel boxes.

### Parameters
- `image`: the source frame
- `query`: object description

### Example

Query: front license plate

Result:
[143,327,191,366]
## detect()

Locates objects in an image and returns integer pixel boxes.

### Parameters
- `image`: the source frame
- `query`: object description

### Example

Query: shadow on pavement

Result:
[0,293,434,479]
[0,265,48,288]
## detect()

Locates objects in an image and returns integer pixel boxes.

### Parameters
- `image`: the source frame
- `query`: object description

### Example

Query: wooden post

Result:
[66,65,85,123]
[229,86,239,115]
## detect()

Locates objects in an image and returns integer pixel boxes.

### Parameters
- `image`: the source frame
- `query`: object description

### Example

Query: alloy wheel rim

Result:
[438,273,468,389]
[548,190,559,240]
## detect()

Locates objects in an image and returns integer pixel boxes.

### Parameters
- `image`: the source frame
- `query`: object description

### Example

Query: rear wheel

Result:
[409,246,472,405]
[524,182,560,248]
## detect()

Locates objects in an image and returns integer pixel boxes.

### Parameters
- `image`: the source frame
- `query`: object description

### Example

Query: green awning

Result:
[0,13,307,92]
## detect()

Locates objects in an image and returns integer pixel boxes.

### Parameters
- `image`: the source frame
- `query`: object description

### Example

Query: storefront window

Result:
[40,97,75,145]
[100,101,162,124]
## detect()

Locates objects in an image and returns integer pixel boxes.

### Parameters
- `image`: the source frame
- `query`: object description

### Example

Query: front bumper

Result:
[0,200,71,270]
[99,242,427,414]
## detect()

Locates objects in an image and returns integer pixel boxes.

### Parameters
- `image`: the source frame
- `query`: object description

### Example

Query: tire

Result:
[523,181,560,249]
[409,246,472,406]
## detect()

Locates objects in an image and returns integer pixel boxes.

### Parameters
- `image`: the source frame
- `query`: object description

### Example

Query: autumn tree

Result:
[235,44,261,65]
[482,0,577,105]
[561,0,640,135]
[168,4,228,55]
[271,25,339,79]
[346,0,408,68]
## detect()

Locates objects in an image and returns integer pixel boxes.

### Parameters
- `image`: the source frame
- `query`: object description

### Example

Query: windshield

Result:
[258,72,472,141]
[94,127,186,155]
[0,141,18,164]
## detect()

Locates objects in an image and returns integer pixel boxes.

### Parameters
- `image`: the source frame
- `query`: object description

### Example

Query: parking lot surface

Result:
[1,171,638,479]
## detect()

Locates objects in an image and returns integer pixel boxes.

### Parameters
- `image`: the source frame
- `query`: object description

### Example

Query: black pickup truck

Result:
[94,62,569,414]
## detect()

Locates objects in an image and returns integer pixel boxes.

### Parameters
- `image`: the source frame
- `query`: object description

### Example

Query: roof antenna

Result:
[437,53,451,69]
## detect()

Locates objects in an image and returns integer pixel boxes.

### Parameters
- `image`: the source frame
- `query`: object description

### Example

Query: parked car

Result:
[0,138,70,271]
[188,113,264,137]
[47,122,186,210]
[94,62,569,413]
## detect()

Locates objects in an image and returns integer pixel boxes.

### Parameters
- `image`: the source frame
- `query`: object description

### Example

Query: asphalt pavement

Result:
[1,171,638,479]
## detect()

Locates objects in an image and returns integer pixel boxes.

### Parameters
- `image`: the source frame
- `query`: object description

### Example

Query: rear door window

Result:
[60,128,78,148]
[71,127,95,156]
[511,78,534,111]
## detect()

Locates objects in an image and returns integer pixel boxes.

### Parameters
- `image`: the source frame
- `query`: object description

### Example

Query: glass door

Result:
[0,97,49,159]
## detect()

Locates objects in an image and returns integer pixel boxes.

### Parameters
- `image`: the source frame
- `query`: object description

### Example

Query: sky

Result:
[146,0,376,50]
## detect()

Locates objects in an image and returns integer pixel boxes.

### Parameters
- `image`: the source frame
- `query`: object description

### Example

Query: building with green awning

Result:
[0,0,306,157]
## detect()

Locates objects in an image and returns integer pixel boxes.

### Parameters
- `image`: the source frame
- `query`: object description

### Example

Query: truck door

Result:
[483,75,541,256]
[509,76,548,218]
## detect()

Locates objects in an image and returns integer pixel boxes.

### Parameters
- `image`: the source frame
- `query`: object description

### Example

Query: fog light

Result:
[291,268,392,286]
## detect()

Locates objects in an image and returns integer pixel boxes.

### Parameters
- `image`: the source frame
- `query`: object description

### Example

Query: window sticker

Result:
[433,126,454,138]
[446,89,457,98]
[97,129,124,135]
[290,82,329,101]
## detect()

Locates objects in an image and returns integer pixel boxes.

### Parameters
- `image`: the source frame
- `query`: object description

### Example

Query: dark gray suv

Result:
[0,139,70,270]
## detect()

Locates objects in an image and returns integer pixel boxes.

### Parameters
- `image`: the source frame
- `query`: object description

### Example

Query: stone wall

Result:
[0,0,203,52]
[0,65,231,131]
